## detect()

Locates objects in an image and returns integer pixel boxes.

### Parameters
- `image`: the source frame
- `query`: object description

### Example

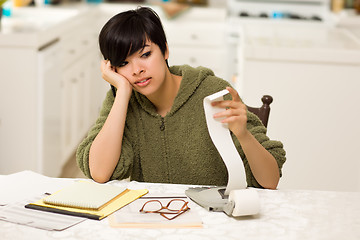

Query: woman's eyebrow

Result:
[139,44,150,53]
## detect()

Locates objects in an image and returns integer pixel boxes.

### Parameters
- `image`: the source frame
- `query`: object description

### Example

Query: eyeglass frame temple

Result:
[160,207,190,220]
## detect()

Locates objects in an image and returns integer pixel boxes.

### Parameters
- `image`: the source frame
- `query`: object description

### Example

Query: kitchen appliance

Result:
[226,0,335,84]
[227,0,331,22]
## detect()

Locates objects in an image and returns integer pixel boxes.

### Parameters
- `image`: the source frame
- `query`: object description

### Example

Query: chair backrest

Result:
[246,95,273,128]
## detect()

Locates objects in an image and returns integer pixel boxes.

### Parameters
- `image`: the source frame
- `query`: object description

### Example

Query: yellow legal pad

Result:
[25,182,148,220]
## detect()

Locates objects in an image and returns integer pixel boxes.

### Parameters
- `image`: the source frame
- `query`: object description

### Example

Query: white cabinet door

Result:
[61,50,102,162]
[61,61,86,162]
[164,14,228,81]
[0,48,38,174]
[61,63,76,162]
[241,59,360,192]
[40,41,63,177]
[87,50,108,126]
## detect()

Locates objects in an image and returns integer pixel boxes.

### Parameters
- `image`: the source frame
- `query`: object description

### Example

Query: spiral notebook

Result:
[43,181,127,210]
[25,181,148,220]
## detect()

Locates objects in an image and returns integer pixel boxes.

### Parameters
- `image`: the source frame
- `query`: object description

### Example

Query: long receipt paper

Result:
[203,89,260,216]
[203,89,247,194]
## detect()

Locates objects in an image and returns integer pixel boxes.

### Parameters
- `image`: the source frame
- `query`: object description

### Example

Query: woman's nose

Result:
[132,63,144,76]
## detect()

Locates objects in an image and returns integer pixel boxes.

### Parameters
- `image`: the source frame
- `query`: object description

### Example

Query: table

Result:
[1,171,359,240]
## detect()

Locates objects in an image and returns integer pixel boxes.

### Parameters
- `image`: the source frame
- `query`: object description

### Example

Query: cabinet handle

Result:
[191,34,198,40]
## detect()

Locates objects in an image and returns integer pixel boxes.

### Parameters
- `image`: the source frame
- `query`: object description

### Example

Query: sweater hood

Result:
[134,65,215,117]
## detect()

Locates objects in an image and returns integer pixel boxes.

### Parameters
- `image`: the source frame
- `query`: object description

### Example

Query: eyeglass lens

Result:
[142,200,163,212]
[166,199,187,211]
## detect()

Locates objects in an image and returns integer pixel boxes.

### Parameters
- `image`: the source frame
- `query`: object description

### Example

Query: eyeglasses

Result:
[139,199,190,220]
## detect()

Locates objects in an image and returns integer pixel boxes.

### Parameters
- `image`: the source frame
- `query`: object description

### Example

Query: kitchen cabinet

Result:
[0,7,103,177]
[0,42,65,177]
[236,25,360,192]
[0,47,40,175]
[61,58,87,163]
[164,8,228,80]
[61,50,104,164]
[59,15,101,164]
[39,41,62,177]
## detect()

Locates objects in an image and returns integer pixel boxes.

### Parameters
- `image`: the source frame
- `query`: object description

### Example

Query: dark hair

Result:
[99,7,168,67]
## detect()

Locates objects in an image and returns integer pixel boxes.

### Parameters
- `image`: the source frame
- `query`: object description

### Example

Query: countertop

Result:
[226,8,360,64]
[0,2,226,48]
[336,9,360,28]
[0,3,98,48]
[1,2,359,58]
[242,25,360,64]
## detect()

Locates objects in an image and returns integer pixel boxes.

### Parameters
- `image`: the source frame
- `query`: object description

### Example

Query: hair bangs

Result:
[126,25,149,60]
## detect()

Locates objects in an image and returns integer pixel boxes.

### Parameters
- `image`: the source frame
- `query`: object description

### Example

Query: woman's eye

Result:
[119,61,128,67]
[142,51,151,58]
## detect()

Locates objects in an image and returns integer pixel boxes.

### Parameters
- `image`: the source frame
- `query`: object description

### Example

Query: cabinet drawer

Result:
[61,26,97,69]
[169,47,227,79]
[61,33,82,69]
[165,22,226,47]
[78,26,98,55]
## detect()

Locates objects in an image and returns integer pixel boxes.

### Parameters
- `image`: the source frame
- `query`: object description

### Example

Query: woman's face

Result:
[115,40,169,97]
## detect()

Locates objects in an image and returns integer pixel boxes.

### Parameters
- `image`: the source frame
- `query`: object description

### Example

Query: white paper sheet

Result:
[0,195,86,231]
[203,90,247,195]
[0,171,74,206]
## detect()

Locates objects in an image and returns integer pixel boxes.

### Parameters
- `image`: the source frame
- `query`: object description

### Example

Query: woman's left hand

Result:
[212,87,248,140]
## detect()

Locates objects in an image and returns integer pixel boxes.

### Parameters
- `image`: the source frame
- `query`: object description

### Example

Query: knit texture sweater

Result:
[76,65,286,188]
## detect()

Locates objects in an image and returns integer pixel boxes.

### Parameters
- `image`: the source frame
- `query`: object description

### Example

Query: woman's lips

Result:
[135,77,151,87]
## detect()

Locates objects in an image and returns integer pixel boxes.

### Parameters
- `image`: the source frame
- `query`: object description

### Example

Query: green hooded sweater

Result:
[76,65,286,188]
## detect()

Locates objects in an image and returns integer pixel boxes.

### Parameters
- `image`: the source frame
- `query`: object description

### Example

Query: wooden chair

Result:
[246,95,273,128]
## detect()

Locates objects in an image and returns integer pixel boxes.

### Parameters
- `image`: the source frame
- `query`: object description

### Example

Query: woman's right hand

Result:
[100,60,132,96]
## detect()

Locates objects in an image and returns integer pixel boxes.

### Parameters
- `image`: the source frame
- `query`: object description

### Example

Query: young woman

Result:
[76,7,286,189]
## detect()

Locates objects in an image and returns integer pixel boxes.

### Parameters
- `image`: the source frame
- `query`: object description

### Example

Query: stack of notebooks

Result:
[25,181,148,220]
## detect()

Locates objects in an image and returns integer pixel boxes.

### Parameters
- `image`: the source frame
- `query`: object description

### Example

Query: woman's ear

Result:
[165,43,169,61]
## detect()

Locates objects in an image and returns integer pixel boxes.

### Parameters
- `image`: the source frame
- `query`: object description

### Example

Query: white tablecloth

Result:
[1,171,360,240]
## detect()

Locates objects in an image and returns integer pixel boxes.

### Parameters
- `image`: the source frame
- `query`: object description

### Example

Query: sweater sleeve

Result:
[76,90,134,180]
[232,111,286,188]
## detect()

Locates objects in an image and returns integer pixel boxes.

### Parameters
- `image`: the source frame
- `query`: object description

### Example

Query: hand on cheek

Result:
[100,60,132,95]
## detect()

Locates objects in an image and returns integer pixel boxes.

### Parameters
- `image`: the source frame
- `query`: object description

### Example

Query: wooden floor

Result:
[59,153,86,179]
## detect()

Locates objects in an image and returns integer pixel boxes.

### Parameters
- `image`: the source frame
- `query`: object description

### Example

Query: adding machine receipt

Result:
[185,89,260,217]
